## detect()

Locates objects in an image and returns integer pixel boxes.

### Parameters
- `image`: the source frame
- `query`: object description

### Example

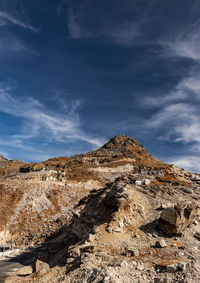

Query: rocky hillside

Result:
[1,135,200,283]
[0,155,25,177]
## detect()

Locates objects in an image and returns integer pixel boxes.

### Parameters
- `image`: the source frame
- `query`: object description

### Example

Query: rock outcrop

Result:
[159,202,198,235]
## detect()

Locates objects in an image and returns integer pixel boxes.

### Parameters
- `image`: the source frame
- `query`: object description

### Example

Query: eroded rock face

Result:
[159,202,198,235]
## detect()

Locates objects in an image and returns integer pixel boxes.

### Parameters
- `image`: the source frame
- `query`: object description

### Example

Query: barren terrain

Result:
[0,135,199,282]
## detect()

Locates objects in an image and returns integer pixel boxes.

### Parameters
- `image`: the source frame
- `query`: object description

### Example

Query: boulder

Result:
[33,259,50,276]
[159,202,198,235]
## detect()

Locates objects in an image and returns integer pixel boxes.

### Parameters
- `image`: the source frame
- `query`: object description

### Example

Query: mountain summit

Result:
[86,134,162,167]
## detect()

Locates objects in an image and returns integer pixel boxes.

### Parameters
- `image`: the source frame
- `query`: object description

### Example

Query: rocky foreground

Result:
[0,135,200,282]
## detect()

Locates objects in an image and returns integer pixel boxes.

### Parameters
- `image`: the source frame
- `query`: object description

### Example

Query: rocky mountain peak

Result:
[102,134,141,150]
[87,134,162,166]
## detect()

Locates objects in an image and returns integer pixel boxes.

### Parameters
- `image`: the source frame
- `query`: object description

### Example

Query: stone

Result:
[136,263,144,271]
[66,257,75,264]
[112,227,123,233]
[120,260,128,268]
[159,202,198,235]
[144,179,151,185]
[160,202,171,210]
[156,239,167,248]
[166,264,177,273]
[33,259,50,276]
[178,262,186,271]
[135,180,143,186]
[193,232,200,241]
[191,175,200,182]
[88,234,95,242]
[129,249,139,256]
[119,220,124,228]
[133,249,139,256]
[69,247,81,258]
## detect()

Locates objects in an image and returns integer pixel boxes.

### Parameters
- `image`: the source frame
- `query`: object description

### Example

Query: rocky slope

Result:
[0,135,200,283]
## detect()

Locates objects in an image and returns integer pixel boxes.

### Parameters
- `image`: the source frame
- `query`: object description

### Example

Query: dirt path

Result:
[0,248,39,283]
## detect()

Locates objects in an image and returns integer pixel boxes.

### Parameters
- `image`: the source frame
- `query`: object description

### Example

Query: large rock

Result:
[33,259,50,276]
[159,202,198,235]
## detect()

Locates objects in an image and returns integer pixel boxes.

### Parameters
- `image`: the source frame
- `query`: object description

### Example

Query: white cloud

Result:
[168,156,200,173]
[144,69,200,172]
[147,102,200,144]
[164,19,200,60]
[145,71,200,107]
[0,88,105,152]
[0,11,37,32]
[145,64,200,146]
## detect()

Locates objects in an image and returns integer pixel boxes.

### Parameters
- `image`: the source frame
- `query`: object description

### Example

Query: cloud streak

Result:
[0,10,38,55]
[163,19,200,61]
[145,71,200,107]
[0,88,104,154]
[0,11,37,32]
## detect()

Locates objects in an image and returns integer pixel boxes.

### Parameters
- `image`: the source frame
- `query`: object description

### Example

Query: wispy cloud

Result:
[0,34,36,54]
[163,19,200,61]
[144,71,200,107]
[66,0,141,45]
[0,88,105,155]
[146,103,200,143]
[143,67,200,172]
[0,11,37,32]
[0,9,38,55]
[47,89,82,114]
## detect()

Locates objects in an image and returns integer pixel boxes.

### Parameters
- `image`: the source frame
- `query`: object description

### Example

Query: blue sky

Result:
[0,0,200,172]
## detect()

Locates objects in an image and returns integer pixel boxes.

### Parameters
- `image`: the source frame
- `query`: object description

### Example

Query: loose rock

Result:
[156,239,167,248]
[166,264,177,273]
[33,259,50,276]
